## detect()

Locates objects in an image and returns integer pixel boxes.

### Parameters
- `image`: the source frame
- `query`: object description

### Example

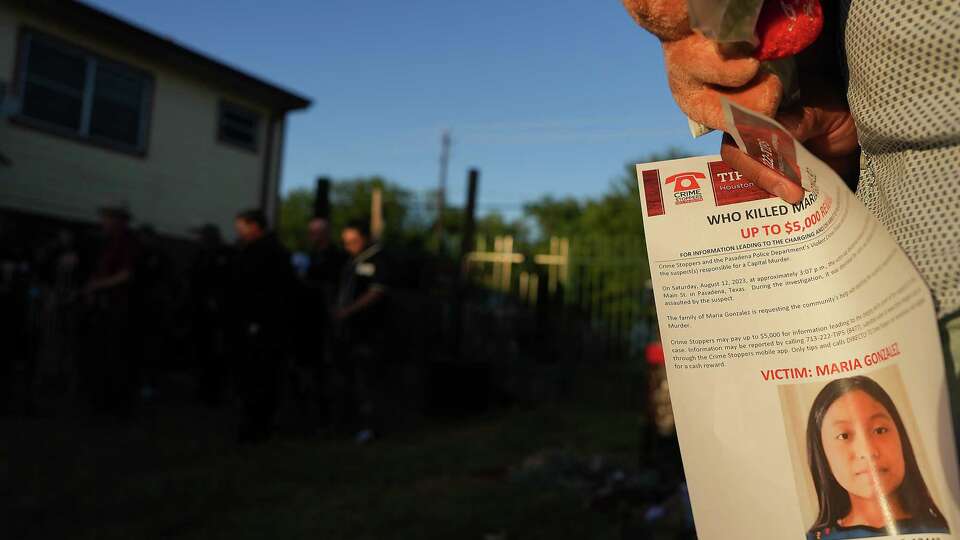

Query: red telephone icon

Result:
[665,171,705,193]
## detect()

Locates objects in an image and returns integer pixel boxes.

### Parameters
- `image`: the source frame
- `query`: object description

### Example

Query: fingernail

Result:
[772,183,788,201]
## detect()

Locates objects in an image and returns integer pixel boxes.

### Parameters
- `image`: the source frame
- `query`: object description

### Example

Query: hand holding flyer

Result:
[635,101,960,540]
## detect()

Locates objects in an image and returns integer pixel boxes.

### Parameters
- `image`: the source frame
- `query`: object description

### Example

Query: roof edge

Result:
[16,0,312,111]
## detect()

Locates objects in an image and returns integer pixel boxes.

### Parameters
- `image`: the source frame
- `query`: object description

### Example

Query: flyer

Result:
[635,101,960,540]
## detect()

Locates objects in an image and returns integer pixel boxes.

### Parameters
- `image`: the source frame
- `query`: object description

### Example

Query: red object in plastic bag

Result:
[645,342,666,366]
[754,0,824,61]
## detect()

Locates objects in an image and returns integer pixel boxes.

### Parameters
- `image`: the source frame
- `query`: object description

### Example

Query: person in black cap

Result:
[229,209,295,443]
[332,219,390,442]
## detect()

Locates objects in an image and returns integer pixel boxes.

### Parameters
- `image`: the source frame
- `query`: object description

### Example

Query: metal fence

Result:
[465,234,655,363]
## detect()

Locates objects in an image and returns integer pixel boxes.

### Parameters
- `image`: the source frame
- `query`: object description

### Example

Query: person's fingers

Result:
[720,134,806,204]
[663,34,760,87]
[773,106,818,141]
[669,70,783,131]
[776,103,860,180]
[777,105,859,158]
[621,0,690,41]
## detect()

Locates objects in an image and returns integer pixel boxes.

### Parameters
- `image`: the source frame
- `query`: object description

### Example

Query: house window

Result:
[218,101,260,151]
[16,31,152,153]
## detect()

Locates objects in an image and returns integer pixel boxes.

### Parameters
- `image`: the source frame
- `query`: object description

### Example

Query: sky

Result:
[88,0,722,215]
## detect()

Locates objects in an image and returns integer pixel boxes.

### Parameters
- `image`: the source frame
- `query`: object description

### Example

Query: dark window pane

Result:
[21,38,86,130]
[89,63,145,146]
[90,99,140,146]
[93,64,143,107]
[218,103,259,149]
[221,117,256,135]
[223,110,255,127]
[22,80,83,130]
[26,39,86,90]
[221,125,255,145]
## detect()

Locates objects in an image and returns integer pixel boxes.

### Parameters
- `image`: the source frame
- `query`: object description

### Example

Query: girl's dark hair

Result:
[343,219,370,238]
[235,208,267,229]
[806,376,948,533]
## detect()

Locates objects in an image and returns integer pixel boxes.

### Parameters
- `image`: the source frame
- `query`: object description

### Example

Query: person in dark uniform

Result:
[131,225,173,404]
[333,219,389,442]
[229,209,295,443]
[80,205,139,416]
[189,224,233,407]
[305,217,347,293]
[292,217,346,430]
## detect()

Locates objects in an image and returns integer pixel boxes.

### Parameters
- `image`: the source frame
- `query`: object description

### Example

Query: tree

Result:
[278,147,689,254]
[279,176,416,251]
[329,176,413,241]
[476,211,529,240]
[522,196,583,240]
[522,147,691,240]
[278,188,313,252]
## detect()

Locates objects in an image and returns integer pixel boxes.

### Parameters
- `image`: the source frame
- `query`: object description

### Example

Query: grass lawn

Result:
[4,372,645,539]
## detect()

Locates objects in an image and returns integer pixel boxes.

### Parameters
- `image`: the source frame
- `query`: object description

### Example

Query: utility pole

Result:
[436,130,451,253]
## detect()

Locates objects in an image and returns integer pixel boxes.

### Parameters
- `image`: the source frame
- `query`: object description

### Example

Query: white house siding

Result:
[0,3,278,238]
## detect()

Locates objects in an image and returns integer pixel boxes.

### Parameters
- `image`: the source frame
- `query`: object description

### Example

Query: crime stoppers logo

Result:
[665,171,705,205]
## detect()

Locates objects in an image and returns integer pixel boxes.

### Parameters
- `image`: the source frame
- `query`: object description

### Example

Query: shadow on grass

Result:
[4,395,641,539]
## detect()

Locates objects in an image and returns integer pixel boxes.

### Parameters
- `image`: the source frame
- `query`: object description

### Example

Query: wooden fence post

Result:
[453,168,479,359]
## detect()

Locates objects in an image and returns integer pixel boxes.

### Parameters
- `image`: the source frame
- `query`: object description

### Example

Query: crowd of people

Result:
[0,206,393,444]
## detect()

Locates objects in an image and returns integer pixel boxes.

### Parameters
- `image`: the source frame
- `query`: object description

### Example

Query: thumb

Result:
[720,134,805,204]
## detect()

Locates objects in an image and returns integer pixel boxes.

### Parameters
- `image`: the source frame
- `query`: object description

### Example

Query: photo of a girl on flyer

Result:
[805,376,949,539]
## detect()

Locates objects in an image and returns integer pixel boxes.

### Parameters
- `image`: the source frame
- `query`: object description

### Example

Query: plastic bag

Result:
[687,0,764,44]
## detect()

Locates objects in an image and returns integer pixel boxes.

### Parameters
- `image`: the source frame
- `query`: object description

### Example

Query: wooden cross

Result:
[533,236,569,295]
[466,235,524,292]
[518,271,539,305]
